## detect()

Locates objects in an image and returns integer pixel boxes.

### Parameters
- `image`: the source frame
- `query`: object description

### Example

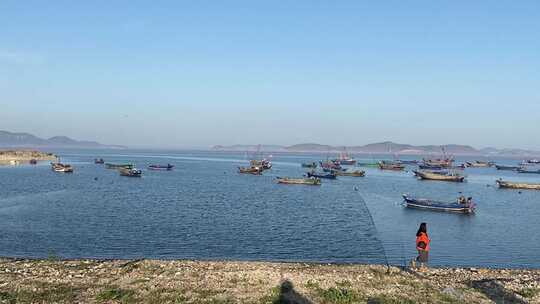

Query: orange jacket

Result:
[416,232,430,251]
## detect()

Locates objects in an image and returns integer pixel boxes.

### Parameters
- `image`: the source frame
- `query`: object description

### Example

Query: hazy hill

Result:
[0,130,126,149]
[212,142,540,156]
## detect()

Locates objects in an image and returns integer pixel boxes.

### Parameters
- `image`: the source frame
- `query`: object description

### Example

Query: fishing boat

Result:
[357,162,379,168]
[250,159,272,170]
[322,167,346,172]
[526,159,540,164]
[320,160,342,170]
[94,158,105,164]
[496,180,540,190]
[378,161,405,171]
[333,169,365,177]
[29,159,38,165]
[119,168,142,177]
[148,164,174,171]
[306,171,337,179]
[517,168,540,174]
[105,163,134,169]
[301,162,317,168]
[418,163,444,170]
[276,177,321,185]
[334,148,356,165]
[398,160,419,165]
[8,160,20,165]
[495,164,520,171]
[238,166,263,175]
[413,170,465,182]
[466,161,494,168]
[402,194,475,214]
[51,162,74,173]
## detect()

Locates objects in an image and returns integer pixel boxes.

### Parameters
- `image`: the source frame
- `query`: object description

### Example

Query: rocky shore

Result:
[0,259,539,303]
[0,150,56,164]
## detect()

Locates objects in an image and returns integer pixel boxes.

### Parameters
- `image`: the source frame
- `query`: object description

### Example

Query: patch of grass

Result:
[0,282,80,303]
[305,280,320,290]
[336,280,352,288]
[259,286,280,304]
[317,287,363,304]
[368,294,416,304]
[519,287,540,298]
[95,287,135,303]
[141,288,187,304]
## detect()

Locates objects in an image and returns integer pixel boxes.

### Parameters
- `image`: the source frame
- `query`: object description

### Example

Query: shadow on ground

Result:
[274,280,313,304]
[469,278,527,304]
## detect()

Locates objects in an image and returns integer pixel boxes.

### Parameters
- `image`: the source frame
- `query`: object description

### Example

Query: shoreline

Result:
[0,150,57,163]
[1,258,538,303]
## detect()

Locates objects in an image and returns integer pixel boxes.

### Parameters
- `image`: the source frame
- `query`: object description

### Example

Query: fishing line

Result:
[354,188,390,271]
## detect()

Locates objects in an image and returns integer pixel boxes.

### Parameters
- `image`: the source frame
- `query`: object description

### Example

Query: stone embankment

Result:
[0,258,539,303]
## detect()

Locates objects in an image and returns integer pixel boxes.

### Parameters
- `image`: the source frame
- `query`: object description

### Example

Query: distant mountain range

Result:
[212,141,540,157]
[0,130,126,149]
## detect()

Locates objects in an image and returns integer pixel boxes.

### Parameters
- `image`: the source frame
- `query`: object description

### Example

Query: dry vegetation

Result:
[0,258,539,303]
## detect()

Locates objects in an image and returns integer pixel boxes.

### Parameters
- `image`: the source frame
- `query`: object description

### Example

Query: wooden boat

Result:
[29,159,38,165]
[307,171,337,179]
[378,161,405,171]
[94,158,105,164]
[334,170,365,177]
[276,177,321,185]
[148,164,174,171]
[517,168,540,174]
[398,160,419,165]
[301,162,317,168]
[496,180,540,190]
[105,163,134,169]
[402,194,475,214]
[495,164,520,171]
[413,170,465,182]
[250,159,272,170]
[119,168,142,177]
[466,161,494,168]
[320,160,342,170]
[238,166,262,175]
[51,162,74,173]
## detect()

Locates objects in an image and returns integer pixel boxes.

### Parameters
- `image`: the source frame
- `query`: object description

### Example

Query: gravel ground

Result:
[1,258,539,303]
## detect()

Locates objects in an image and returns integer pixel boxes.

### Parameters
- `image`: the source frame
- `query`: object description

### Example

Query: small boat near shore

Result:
[94,158,105,164]
[238,166,263,175]
[29,159,38,165]
[105,163,134,170]
[496,180,540,190]
[119,168,142,177]
[148,164,174,171]
[378,161,405,171]
[413,170,465,182]
[517,168,540,174]
[333,169,365,177]
[301,162,317,168]
[495,165,520,171]
[276,177,321,185]
[307,171,337,179]
[51,162,74,173]
[402,194,475,214]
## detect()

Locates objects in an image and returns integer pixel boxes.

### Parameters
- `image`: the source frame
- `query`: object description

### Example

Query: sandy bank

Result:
[0,150,56,163]
[0,258,539,303]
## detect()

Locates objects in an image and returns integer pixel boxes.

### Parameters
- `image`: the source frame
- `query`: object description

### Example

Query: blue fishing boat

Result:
[402,194,475,214]
[306,171,337,179]
[495,164,520,171]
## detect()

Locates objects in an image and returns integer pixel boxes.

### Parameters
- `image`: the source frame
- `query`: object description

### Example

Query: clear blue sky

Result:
[1,1,539,149]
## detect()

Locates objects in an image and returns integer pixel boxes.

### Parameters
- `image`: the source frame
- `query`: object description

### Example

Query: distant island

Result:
[212,142,540,157]
[0,130,126,149]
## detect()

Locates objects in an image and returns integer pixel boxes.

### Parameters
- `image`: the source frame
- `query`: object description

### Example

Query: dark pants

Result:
[416,250,429,263]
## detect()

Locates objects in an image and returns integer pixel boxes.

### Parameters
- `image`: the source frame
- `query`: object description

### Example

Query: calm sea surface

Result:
[1,149,539,268]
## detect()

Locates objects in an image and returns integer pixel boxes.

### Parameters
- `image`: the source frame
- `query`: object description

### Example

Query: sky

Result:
[1,1,539,149]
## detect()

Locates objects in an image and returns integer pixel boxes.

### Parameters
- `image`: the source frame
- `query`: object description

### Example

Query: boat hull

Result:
[413,170,465,182]
[276,177,321,185]
[403,195,474,214]
[496,180,540,190]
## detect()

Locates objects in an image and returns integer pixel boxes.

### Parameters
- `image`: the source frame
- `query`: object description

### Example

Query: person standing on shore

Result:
[411,222,430,270]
